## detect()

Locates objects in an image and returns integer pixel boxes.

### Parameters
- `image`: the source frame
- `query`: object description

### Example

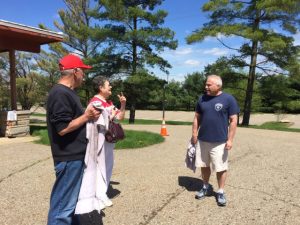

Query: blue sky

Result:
[2,0,299,81]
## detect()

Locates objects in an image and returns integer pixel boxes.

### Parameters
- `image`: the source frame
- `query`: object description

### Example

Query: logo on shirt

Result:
[215,103,223,111]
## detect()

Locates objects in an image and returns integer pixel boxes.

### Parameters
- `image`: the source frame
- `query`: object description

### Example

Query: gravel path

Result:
[0,122,299,225]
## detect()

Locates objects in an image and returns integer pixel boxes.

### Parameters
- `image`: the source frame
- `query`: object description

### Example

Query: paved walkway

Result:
[0,124,299,225]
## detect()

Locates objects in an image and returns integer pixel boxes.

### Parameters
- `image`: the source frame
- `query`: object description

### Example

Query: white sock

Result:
[218,189,224,194]
[203,183,209,189]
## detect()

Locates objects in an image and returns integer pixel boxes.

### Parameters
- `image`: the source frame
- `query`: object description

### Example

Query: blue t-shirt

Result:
[196,93,240,142]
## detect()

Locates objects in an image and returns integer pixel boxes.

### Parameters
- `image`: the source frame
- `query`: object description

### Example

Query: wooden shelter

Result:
[0,20,63,137]
[0,19,64,109]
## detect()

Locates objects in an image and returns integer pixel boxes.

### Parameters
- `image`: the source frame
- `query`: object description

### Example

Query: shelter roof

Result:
[0,20,64,53]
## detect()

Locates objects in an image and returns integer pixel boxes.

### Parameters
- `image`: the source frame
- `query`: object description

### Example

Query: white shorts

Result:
[196,141,228,172]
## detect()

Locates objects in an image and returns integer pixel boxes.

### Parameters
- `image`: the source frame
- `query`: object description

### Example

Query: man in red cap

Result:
[46,54,101,225]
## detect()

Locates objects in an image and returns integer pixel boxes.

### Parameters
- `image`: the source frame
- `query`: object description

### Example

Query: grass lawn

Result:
[247,121,300,132]
[30,125,164,149]
[29,118,299,148]
[31,113,46,117]
[115,130,164,149]
[122,118,192,125]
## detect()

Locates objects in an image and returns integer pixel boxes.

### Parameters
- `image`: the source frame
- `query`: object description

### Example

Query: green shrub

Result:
[285,100,300,113]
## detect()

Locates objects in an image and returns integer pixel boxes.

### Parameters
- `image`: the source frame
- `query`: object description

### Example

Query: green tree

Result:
[100,0,178,122]
[286,50,300,113]
[123,71,165,122]
[13,52,48,110]
[54,0,104,58]
[259,74,289,112]
[37,0,177,120]
[40,0,108,104]
[33,27,69,90]
[186,0,300,125]
[182,72,206,110]
[102,0,177,74]
[0,53,10,109]
[0,52,48,110]
[259,73,300,113]
[165,80,185,110]
[16,72,48,110]
[35,49,64,88]
[287,79,300,113]
[204,57,246,86]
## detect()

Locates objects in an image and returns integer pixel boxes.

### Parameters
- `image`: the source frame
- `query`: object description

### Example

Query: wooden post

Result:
[9,49,17,110]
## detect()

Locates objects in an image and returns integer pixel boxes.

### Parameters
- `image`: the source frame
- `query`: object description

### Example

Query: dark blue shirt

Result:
[196,93,239,142]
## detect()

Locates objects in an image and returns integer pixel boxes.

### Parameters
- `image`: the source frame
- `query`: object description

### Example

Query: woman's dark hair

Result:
[92,76,109,93]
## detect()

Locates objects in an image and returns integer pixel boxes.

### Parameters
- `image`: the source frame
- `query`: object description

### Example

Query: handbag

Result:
[105,119,125,143]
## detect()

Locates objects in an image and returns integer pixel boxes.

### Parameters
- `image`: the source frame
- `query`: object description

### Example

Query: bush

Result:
[258,106,274,113]
[285,100,300,113]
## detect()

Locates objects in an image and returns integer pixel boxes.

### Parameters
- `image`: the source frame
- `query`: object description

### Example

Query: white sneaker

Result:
[100,195,113,207]
[95,199,106,213]
[97,199,106,211]
[99,200,107,209]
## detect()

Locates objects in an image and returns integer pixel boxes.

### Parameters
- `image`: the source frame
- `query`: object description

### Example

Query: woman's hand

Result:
[116,92,126,120]
[118,92,126,105]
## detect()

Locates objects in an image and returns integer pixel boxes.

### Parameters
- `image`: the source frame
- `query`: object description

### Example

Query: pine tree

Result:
[186,0,300,125]
[47,0,109,102]
[99,0,178,123]
[54,0,104,58]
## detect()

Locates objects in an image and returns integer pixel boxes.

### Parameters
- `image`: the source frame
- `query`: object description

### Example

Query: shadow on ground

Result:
[78,210,104,225]
[107,181,121,199]
[178,176,203,192]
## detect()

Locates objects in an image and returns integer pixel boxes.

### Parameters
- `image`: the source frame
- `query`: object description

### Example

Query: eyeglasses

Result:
[74,68,83,72]
[74,68,85,76]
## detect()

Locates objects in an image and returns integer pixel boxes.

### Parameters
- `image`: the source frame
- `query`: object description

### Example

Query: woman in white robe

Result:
[75,76,126,214]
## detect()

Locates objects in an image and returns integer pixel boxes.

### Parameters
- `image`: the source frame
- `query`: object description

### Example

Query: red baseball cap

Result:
[59,54,92,71]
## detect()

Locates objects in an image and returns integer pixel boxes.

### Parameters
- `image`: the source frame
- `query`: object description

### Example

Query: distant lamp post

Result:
[160,75,169,136]
[162,73,169,120]
[162,81,166,120]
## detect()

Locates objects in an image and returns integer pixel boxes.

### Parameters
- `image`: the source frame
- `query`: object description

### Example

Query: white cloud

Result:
[72,50,83,57]
[293,32,300,45]
[203,33,236,42]
[174,47,193,55]
[203,36,217,42]
[203,47,228,56]
[169,73,186,81]
[184,59,201,66]
[216,33,235,39]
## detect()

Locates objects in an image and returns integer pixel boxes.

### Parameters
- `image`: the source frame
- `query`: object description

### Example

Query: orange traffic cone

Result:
[160,119,169,136]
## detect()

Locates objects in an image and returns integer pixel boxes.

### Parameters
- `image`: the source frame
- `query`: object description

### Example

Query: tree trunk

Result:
[129,103,136,124]
[129,16,138,124]
[132,16,137,75]
[242,42,258,126]
[9,50,17,110]
[242,9,260,126]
